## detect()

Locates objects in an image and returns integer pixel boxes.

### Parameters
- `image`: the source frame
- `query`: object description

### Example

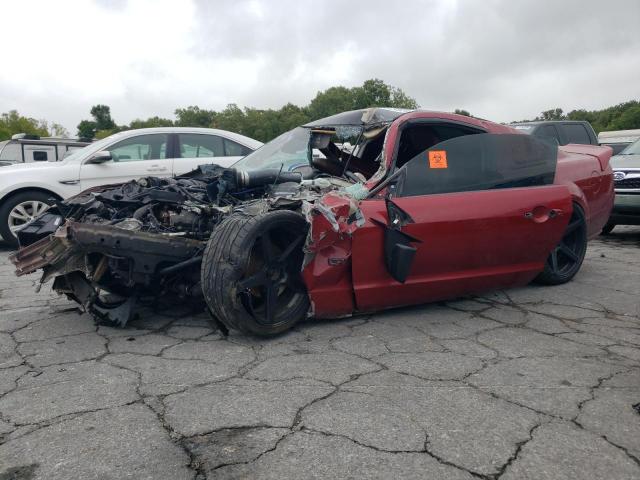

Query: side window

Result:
[224,139,252,157]
[536,125,560,145]
[33,151,48,161]
[562,124,591,145]
[397,133,558,197]
[108,134,168,162]
[179,134,224,158]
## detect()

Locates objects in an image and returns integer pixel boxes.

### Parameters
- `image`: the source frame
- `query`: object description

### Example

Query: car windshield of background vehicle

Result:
[619,139,640,155]
[61,136,115,163]
[234,127,311,172]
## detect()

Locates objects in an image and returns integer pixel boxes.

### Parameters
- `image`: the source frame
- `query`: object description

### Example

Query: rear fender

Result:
[560,144,613,171]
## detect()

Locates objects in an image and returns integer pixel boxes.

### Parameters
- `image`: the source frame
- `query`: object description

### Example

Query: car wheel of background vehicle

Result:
[201,210,309,336]
[601,222,616,235]
[534,203,587,285]
[0,191,57,248]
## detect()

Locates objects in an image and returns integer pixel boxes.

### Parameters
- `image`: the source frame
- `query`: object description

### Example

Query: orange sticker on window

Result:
[428,150,448,168]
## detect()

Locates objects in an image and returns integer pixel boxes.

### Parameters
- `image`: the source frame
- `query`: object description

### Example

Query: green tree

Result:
[307,79,417,122]
[454,109,471,117]
[174,106,216,127]
[214,104,246,134]
[49,122,69,137]
[0,110,50,141]
[307,86,354,120]
[90,104,116,130]
[390,86,419,109]
[538,108,565,121]
[129,116,174,129]
[77,120,97,140]
[609,105,640,130]
[352,78,392,109]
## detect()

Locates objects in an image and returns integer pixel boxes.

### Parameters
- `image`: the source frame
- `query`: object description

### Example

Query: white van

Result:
[598,129,640,155]
[0,134,90,166]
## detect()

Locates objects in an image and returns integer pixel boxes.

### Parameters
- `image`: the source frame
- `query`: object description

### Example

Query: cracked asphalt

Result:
[0,227,639,480]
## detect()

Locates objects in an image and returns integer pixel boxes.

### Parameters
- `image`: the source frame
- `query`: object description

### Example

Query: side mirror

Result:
[86,151,112,164]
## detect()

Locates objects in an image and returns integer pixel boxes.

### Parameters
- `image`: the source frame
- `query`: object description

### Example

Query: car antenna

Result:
[342,128,364,177]
[272,162,284,187]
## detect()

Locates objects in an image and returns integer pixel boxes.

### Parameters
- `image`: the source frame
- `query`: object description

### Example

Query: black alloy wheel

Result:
[201,210,310,336]
[237,227,307,325]
[535,203,587,285]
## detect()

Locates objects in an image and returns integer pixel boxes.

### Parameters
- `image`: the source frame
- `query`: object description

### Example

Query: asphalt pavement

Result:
[0,228,639,479]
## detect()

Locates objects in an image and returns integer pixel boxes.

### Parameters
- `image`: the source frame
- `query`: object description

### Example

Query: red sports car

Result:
[11,109,614,336]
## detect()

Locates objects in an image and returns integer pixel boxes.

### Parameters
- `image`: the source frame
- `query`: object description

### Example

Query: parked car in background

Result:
[510,120,598,146]
[603,138,640,233]
[598,129,640,155]
[0,134,90,167]
[0,127,262,246]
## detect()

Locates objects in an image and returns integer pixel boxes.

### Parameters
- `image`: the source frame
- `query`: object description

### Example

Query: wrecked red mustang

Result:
[10,109,614,336]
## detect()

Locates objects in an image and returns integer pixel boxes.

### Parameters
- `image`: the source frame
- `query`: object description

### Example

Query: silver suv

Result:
[604,139,640,233]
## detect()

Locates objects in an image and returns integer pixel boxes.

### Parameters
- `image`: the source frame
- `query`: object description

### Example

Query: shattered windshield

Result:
[234,125,366,173]
[233,127,311,172]
[233,109,408,174]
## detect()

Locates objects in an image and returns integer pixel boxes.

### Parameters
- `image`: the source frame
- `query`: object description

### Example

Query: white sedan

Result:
[0,127,262,246]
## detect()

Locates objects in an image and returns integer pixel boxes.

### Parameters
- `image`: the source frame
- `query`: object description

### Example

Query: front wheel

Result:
[0,191,57,248]
[534,203,587,285]
[201,210,309,336]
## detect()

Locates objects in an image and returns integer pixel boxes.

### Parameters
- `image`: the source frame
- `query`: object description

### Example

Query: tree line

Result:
[0,111,68,142]
[2,77,639,143]
[514,101,640,133]
[75,79,419,142]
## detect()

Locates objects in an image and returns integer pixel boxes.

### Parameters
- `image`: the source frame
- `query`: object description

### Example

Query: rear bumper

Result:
[610,193,640,225]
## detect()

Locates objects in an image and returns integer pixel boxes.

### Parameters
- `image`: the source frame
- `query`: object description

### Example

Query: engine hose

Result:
[236,169,302,188]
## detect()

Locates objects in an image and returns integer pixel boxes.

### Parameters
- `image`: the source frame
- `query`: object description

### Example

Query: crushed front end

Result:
[10,108,401,330]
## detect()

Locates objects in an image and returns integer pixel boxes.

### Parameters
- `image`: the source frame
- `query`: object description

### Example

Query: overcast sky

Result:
[1,0,638,134]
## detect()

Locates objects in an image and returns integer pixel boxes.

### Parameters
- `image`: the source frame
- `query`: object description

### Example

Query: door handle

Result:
[147,165,168,172]
[524,207,561,223]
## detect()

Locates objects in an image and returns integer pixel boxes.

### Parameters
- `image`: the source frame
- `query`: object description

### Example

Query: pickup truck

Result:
[510,120,598,147]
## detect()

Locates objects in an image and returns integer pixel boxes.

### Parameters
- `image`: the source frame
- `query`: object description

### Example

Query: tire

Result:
[0,190,58,248]
[601,222,616,235]
[201,209,309,336]
[534,203,588,285]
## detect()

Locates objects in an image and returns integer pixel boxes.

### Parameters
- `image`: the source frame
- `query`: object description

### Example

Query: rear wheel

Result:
[534,203,587,285]
[0,191,57,248]
[201,210,309,336]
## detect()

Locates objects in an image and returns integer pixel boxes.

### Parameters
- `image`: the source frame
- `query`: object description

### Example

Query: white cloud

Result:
[0,0,638,134]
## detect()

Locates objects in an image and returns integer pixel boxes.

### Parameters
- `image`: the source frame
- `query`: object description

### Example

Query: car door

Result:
[173,133,251,175]
[351,133,572,311]
[79,133,171,190]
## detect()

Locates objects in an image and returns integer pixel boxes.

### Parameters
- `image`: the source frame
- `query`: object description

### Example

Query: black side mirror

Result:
[371,198,421,283]
[86,151,112,164]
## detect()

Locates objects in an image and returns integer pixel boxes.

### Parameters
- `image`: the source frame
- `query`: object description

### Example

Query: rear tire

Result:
[201,210,309,336]
[0,190,57,248]
[601,222,615,235]
[534,203,587,285]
